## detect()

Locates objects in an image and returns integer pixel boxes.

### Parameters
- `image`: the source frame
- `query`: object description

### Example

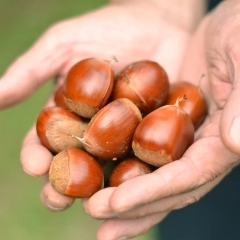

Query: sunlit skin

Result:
[1,0,240,240]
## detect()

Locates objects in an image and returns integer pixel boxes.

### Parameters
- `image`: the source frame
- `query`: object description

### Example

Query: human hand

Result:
[0,0,199,213]
[82,0,240,239]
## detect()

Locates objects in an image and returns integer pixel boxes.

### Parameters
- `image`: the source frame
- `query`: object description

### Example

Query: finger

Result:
[82,187,117,219]
[20,97,55,176]
[84,167,227,220]
[218,42,240,154]
[40,181,75,212]
[0,26,69,108]
[220,87,240,154]
[108,137,239,213]
[114,172,227,219]
[199,0,240,154]
[96,211,168,240]
[20,126,53,176]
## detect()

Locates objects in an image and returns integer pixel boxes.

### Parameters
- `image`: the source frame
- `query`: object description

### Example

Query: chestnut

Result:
[109,156,152,187]
[49,148,103,198]
[132,96,194,167]
[62,58,114,118]
[101,160,120,187]
[167,81,207,129]
[79,98,142,160]
[54,85,69,109]
[36,106,88,153]
[110,60,169,115]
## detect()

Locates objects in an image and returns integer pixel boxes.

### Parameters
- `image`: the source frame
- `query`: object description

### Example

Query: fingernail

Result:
[46,202,66,212]
[229,116,240,146]
[117,237,128,240]
[40,192,66,212]
[40,186,74,212]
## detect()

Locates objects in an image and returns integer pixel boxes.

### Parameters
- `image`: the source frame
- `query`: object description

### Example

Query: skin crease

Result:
[2,0,240,240]
[84,1,240,239]
[0,2,191,108]
[1,0,194,216]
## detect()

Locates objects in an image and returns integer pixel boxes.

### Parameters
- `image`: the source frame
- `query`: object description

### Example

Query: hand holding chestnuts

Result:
[33,57,207,203]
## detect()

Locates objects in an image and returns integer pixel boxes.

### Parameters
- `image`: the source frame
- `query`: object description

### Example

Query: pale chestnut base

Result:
[65,97,99,118]
[49,150,70,195]
[132,142,172,167]
[46,118,87,152]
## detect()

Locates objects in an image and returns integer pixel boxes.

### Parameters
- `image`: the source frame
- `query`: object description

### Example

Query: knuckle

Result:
[175,193,201,210]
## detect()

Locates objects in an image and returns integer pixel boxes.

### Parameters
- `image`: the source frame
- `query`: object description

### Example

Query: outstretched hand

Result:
[0,1,193,214]
[2,1,232,240]
[81,1,240,239]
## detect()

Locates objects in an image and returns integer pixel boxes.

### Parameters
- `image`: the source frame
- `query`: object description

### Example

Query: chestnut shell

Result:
[109,156,152,187]
[62,58,114,118]
[36,106,87,153]
[83,98,142,160]
[54,86,69,109]
[167,81,207,129]
[111,60,169,116]
[132,103,194,167]
[49,148,103,198]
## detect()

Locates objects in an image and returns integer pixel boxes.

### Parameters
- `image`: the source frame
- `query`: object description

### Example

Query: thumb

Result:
[209,0,240,155]
[0,29,68,108]
[220,77,240,155]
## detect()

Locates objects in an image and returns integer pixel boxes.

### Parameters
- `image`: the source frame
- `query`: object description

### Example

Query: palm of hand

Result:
[12,3,191,176]
[82,2,240,239]
[1,1,239,239]
[0,3,190,108]
[1,2,220,240]
[38,3,190,86]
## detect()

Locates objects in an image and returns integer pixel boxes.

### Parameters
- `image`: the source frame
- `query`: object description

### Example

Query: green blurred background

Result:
[0,0,157,239]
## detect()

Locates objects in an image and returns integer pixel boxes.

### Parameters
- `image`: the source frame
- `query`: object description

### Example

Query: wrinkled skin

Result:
[83,1,240,239]
[0,2,192,238]
[1,0,240,239]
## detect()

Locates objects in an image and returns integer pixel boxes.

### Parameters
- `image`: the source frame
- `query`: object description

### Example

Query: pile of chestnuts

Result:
[36,57,207,198]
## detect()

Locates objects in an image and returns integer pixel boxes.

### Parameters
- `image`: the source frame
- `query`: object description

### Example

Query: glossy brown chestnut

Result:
[101,160,120,187]
[110,60,169,116]
[132,97,194,167]
[167,81,207,129]
[54,86,69,109]
[36,106,88,153]
[109,156,152,187]
[81,98,142,160]
[49,148,103,198]
[62,58,114,118]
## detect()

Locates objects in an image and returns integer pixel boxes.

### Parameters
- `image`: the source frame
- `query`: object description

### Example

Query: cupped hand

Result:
[0,1,192,213]
[82,1,240,239]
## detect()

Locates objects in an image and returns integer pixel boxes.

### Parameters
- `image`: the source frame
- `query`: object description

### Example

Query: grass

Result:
[0,0,157,239]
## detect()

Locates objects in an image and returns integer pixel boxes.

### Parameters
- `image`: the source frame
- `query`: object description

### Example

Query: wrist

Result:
[110,0,207,32]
